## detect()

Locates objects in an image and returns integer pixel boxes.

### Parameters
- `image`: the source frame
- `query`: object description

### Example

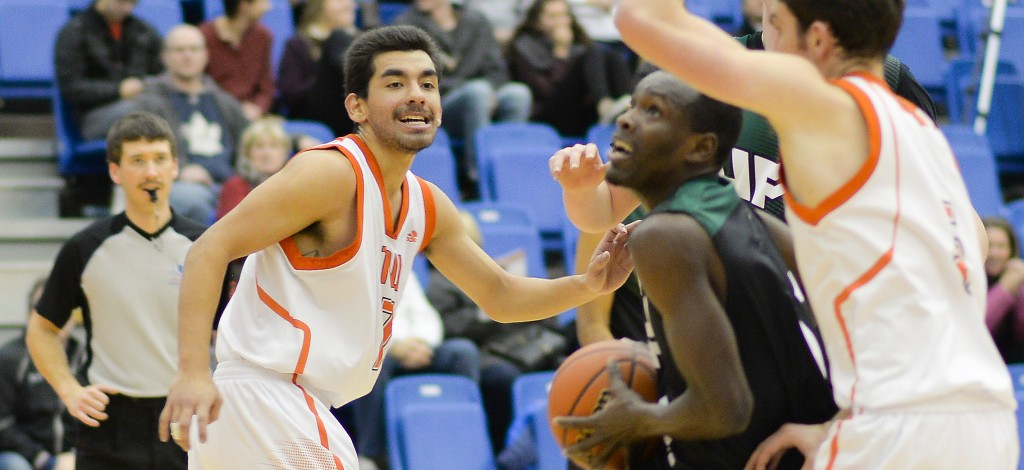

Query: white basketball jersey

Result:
[216,135,436,407]
[784,74,1015,414]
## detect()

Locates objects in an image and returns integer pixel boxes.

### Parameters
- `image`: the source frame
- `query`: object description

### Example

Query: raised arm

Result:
[550,143,641,233]
[425,184,635,323]
[159,149,357,448]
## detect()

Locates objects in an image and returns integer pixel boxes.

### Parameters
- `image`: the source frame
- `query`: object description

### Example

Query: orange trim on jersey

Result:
[416,176,437,253]
[826,112,904,462]
[825,415,852,470]
[785,76,883,226]
[280,139,365,270]
[256,280,344,469]
[349,134,410,239]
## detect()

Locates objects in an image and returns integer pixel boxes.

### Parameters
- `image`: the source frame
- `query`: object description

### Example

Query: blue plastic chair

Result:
[377,1,410,25]
[385,374,484,470]
[890,7,948,95]
[0,0,68,99]
[52,85,108,176]
[400,402,496,470]
[461,201,537,228]
[506,372,566,470]
[475,122,564,203]
[411,128,462,204]
[585,123,615,161]
[412,254,430,289]
[478,223,549,279]
[943,58,1018,124]
[965,78,1024,170]
[941,124,1006,217]
[133,0,184,36]
[282,119,336,145]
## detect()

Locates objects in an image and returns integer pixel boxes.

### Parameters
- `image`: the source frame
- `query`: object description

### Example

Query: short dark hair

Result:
[686,94,743,166]
[223,0,240,18]
[983,217,1020,258]
[780,0,904,59]
[105,112,178,164]
[344,25,442,99]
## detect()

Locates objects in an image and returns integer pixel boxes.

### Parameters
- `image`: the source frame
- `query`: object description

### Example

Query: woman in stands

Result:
[215,116,291,220]
[984,216,1024,363]
[277,0,358,117]
[506,0,630,137]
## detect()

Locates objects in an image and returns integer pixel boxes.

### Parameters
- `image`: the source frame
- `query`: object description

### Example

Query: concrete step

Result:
[0,137,54,159]
[0,218,92,263]
[0,260,52,326]
[0,177,62,218]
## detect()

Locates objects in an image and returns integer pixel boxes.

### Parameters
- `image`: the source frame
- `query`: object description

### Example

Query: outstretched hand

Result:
[555,357,649,468]
[584,221,638,294]
[744,422,829,470]
[158,372,222,451]
[61,383,119,427]
[550,143,608,192]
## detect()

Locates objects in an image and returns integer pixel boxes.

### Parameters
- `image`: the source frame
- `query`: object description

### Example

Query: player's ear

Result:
[345,93,368,124]
[805,20,835,58]
[684,133,718,165]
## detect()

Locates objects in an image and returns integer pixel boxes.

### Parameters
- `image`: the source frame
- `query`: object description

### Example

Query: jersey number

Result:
[379,246,402,290]
[372,297,395,370]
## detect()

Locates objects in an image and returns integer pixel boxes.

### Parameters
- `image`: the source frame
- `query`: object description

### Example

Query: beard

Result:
[366,105,438,154]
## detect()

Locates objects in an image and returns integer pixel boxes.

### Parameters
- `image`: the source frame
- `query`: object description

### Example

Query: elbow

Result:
[708,386,754,437]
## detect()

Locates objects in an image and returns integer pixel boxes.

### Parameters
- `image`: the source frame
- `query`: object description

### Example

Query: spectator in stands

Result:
[348,274,481,470]
[201,0,275,120]
[984,216,1024,363]
[736,0,764,36]
[463,0,528,46]
[138,24,250,225]
[507,0,631,136]
[277,0,359,118]
[215,116,291,219]
[0,279,83,470]
[26,112,203,470]
[396,0,532,189]
[54,0,163,140]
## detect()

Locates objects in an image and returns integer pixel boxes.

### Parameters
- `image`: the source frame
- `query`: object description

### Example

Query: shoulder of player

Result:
[631,213,712,266]
[283,148,359,183]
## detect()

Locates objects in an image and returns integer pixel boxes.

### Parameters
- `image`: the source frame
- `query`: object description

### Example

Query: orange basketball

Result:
[547,339,660,469]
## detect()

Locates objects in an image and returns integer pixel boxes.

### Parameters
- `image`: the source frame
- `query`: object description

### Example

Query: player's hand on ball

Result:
[555,358,648,469]
[159,373,222,451]
[584,221,637,295]
[550,143,607,192]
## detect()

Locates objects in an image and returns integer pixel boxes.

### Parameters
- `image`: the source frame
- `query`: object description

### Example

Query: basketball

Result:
[547,339,659,469]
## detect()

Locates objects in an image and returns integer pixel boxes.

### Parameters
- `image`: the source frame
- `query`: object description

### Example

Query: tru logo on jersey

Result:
[942,200,971,294]
[373,246,403,370]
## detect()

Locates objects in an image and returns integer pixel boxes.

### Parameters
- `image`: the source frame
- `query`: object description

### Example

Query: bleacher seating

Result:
[385,374,487,470]
[282,119,336,145]
[891,7,949,98]
[944,57,1018,124]
[966,78,1024,171]
[477,123,569,251]
[942,124,1006,217]
[133,0,185,36]
[0,0,69,99]
[506,371,566,470]
[411,128,462,204]
[52,86,107,176]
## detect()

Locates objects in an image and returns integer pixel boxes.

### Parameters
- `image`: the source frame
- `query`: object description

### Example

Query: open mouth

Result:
[398,115,431,125]
[610,137,634,156]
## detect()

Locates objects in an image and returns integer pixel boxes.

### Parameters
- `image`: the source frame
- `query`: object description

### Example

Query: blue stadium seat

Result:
[475,122,563,203]
[461,201,537,228]
[411,128,462,203]
[941,124,1006,217]
[400,403,496,470]
[282,119,336,145]
[133,0,184,36]
[506,372,567,470]
[965,78,1024,170]
[477,123,569,251]
[585,123,615,161]
[478,223,548,279]
[378,2,411,25]
[943,57,1018,124]
[412,254,430,288]
[0,0,68,99]
[890,7,948,95]
[385,374,484,470]
[511,371,556,419]
[53,85,108,176]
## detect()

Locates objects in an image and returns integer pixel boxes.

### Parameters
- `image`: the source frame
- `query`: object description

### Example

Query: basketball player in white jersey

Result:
[156,26,635,469]
[611,1,1018,469]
